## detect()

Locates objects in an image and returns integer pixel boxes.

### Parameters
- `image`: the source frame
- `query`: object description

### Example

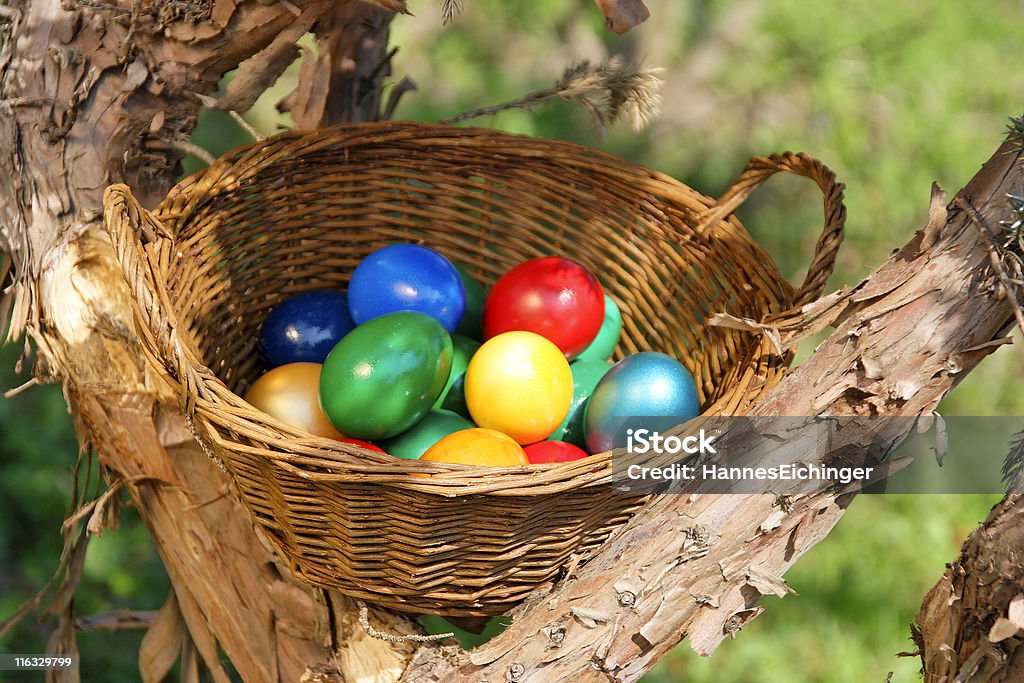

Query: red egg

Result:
[524,440,589,464]
[483,257,604,359]
[338,437,386,454]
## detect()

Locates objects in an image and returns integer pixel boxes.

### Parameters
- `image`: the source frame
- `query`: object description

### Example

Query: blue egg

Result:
[259,289,355,367]
[583,352,700,454]
[348,244,466,332]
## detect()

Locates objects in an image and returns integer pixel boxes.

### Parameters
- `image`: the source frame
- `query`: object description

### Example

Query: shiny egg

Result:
[244,362,343,439]
[258,290,354,367]
[420,428,528,466]
[433,334,480,418]
[547,358,614,447]
[348,244,465,332]
[524,440,589,464]
[575,294,622,361]
[483,257,604,359]
[380,409,474,460]
[465,331,573,445]
[319,312,452,440]
[584,352,700,454]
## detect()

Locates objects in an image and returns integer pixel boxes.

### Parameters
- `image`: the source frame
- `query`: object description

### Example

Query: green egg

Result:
[547,358,614,447]
[454,264,487,340]
[434,334,480,418]
[576,294,623,361]
[319,312,453,440]
[380,409,475,460]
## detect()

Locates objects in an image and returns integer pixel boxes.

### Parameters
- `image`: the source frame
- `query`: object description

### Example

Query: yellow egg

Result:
[420,428,528,466]
[244,362,343,439]
[465,331,573,444]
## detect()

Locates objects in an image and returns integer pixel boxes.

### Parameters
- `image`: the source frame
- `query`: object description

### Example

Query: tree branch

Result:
[916,493,1024,681]
[399,142,1022,682]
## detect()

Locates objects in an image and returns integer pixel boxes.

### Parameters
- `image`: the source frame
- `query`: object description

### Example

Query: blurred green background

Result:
[2,0,1021,680]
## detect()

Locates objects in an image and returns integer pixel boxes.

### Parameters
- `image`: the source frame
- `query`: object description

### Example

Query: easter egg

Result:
[575,294,622,361]
[584,352,701,454]
[348,244,465,332]
[320,312,453,440]
[244,363,343,439]
[465,331,572,445]
[420,428,528,466]
[339,437,387,454]
[524,440,589,464]
[547,358,614,447]
[381,409,474,460]
[258,290,355,367]
[433,334,480,418]
[483,257,604,359]
[454,264,487,340]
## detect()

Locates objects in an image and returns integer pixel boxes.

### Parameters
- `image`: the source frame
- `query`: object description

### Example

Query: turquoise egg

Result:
[434,334,481,418]
[547,358,614,447]
[380,409,474,460]
[583,352,700,454]
[576,294,622,361]
[319,312,452,440]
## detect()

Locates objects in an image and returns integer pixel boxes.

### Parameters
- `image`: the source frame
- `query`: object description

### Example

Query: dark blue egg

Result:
[348,244,466,332]
[258,290,355,367]
[584,352,700,454]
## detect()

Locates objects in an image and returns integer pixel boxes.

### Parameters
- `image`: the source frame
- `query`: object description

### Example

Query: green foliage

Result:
[2,1,1023,680]
[0,344,170,679]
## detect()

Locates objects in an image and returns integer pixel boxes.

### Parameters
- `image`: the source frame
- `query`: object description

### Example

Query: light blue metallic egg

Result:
[583,352,700,454]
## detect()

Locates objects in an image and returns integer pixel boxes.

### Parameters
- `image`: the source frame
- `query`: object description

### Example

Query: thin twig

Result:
[192,91,265,141]
[356,600,453,642]
[956,196,1024,336]
[442,56,662,132]
[75,609,158,632]
[229,111,265,141]
[4,376,38,397]
[442,88,556,125]
[147,138,216,166]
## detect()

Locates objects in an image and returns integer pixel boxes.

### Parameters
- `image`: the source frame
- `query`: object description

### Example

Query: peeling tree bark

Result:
[916,494,1024,682]
[1,1,1022,682]
[395,142,1023,682]
[0,1,419,681]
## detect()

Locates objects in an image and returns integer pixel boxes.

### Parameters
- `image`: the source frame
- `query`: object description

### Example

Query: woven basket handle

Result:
[695,152,846,308]
[103,184,209,418]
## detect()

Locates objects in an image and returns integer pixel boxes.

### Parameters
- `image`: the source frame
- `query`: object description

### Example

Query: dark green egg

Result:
[319,312,452,440]
[548,358,614,447]
[434,334,480,418]
[380,409,475,460]
[454,264,487,340]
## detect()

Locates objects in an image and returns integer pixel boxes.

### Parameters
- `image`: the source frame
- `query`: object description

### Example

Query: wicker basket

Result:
[102,121,845,616]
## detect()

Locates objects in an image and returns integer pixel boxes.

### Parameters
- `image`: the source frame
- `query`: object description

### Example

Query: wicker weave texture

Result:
[103,121,845,616]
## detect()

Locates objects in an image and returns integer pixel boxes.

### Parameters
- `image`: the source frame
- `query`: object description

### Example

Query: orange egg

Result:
[465,331,573,444]
[244,362,343,439]
[419,428,528,466]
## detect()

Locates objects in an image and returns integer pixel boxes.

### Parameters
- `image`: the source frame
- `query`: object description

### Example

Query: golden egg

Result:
[244,362,343,439]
